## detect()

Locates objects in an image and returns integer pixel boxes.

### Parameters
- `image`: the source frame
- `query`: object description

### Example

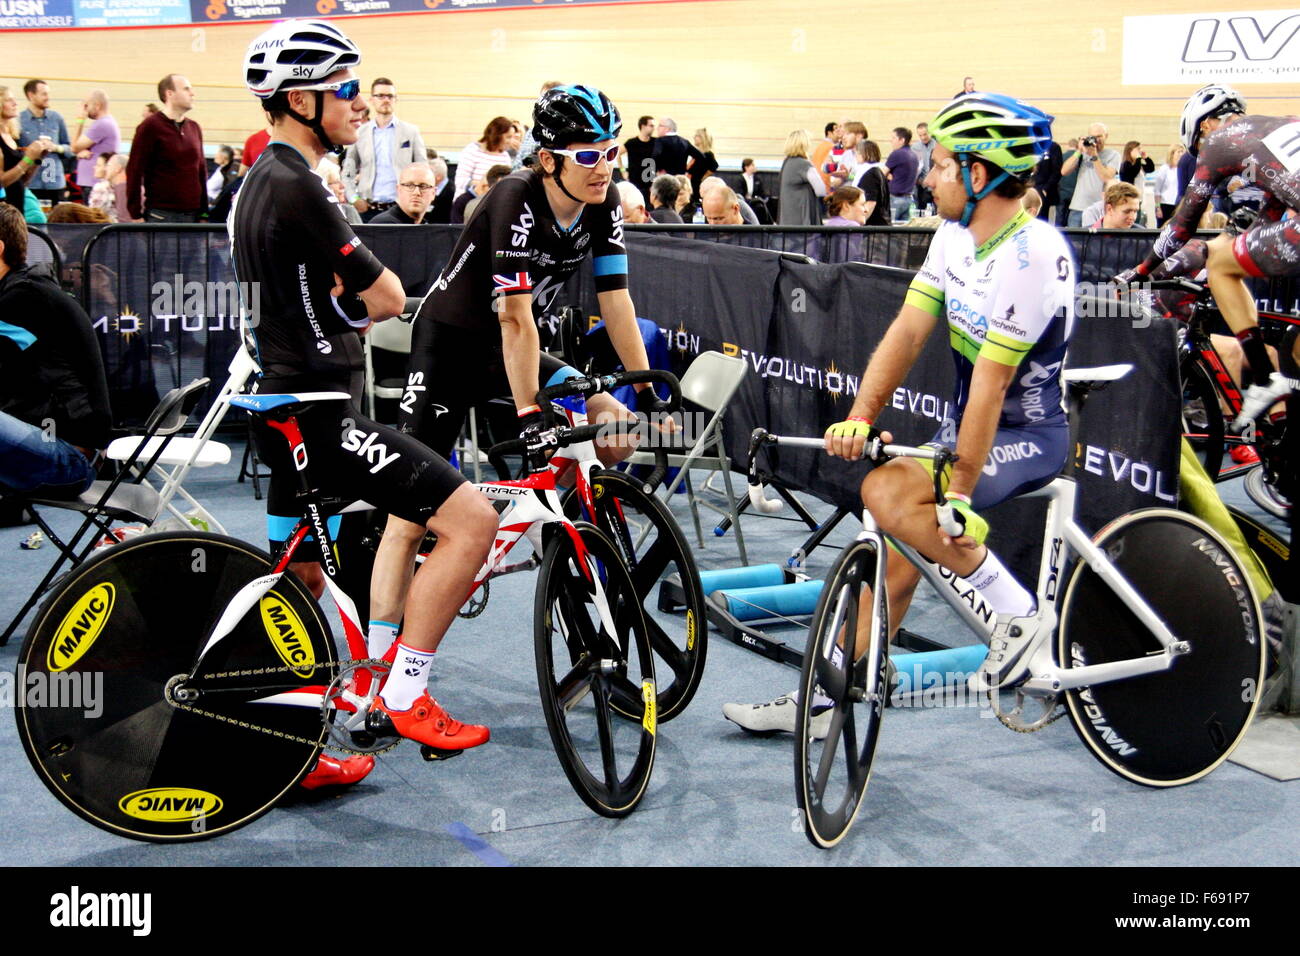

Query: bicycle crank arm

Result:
[1023,645,1189,694]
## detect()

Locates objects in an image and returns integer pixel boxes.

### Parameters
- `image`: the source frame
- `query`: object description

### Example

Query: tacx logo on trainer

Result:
[47,583,115,672]
[260,591,315,676]
[342,428,400,473]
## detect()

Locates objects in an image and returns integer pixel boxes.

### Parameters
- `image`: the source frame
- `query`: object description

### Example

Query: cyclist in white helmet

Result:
[1117,84,1300,426]
[232,20,498,789]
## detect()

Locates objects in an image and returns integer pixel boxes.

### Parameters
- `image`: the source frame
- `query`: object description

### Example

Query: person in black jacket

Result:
[0,203,110,498]
[1033,140,1063,222]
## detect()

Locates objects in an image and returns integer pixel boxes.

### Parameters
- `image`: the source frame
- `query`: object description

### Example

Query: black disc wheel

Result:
[1058,510,1264,786]
[563,470,706,721]
[795,538,889,849]
[534,521,657,817]
[15,532,335,842]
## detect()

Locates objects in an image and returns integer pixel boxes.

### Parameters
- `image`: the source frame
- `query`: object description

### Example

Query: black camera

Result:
[1081,136,1098,148]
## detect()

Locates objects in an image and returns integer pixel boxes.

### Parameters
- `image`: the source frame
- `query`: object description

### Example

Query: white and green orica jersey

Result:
[904,208,1076,428]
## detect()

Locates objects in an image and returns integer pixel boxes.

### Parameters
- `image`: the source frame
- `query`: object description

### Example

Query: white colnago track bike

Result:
[746,365,1266,849]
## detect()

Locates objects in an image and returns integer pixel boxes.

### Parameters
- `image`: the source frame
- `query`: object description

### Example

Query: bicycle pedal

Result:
[419,745,462,762]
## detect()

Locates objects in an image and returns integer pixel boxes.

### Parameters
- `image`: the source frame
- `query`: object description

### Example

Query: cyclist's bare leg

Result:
[1207,232,1267,344]
[290,561,325,599]
[369,514,424,628]
[846,459,991,661]
[861,458,987,576]
[399,483,497,652]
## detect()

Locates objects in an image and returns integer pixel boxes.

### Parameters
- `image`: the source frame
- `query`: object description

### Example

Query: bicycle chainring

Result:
[459,580,489,618]
[322,660,400,755]
[988,683,1065,733]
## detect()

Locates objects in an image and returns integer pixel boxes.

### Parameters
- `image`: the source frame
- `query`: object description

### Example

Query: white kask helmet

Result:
[1179,84,1247,155]
[243,19,361,101]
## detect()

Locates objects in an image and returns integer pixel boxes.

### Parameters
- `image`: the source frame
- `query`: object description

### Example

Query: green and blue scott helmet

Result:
[929,93,1055,225]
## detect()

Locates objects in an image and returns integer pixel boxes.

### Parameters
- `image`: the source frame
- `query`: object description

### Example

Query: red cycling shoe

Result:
[1230,444,1260,465]
[300,753,376,790]
[366,691,490,752]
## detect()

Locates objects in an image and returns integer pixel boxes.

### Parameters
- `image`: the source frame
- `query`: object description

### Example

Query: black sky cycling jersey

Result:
[1139,115,1300,278]
[228,142,385,390]
[411,167,629,338]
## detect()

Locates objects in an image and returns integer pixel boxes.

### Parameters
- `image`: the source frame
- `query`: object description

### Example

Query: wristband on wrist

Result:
[21,155,35,166]
[517,404,540,418]
[847,415,872,425]
[945,491,972,505]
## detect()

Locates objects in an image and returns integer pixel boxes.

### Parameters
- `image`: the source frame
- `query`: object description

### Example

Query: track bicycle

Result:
[14,371,675,840]
[746,365,1266,849]
[1140,277,1296,518]
[462,368,708,723]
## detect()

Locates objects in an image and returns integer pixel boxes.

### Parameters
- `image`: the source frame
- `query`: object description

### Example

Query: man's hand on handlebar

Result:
[635,384,678,435]
[824,417,888,461]
[1111,267,1143,288]
[936,493,988,549]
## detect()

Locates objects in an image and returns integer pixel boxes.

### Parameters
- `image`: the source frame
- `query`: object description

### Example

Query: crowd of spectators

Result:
[0,73,1253,253]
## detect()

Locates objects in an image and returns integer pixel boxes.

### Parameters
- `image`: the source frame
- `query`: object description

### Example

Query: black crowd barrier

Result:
[60,221,1193,578]
[53,218,1295,572]
[570,234,1183,580]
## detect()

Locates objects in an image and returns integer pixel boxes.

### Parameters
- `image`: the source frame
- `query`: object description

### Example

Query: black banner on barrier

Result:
[621,234,780,446]
[81,224,464,426]
[617,237,1181,580]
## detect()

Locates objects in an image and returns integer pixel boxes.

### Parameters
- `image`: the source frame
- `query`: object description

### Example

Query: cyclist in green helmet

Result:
[725,94,1075,734]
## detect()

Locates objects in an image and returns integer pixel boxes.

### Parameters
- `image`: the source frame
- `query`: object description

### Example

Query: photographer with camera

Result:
[1061,122,1119,228]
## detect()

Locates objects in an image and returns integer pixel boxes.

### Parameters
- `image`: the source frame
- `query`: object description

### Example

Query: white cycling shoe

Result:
[1233,372,1293,430]
[723,691,832,739]
[971,613,1042,693]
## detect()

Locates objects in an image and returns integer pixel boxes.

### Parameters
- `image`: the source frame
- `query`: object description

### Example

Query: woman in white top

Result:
[454,117,514,197]
[1152,143,1185,228]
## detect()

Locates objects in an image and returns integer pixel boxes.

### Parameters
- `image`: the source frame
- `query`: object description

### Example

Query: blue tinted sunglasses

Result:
[550,145,619,167]
[295,79,362,101]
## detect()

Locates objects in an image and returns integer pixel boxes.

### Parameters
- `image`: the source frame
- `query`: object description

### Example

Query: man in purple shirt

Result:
[886,126,919,222]
[71,90,120,197]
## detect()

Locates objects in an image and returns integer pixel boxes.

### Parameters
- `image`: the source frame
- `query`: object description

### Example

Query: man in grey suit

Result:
[342,77,427,221]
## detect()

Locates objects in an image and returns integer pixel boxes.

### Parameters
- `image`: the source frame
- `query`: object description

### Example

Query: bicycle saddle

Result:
[227,392,351,418]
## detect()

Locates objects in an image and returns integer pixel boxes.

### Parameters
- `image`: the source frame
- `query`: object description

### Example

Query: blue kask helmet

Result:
[533,85,622,149]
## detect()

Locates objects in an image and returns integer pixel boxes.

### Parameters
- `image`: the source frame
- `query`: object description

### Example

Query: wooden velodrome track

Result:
[2,0,1297,163]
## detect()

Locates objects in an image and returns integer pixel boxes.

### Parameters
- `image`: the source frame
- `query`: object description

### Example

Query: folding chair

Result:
[2,378,211,646]
[626,351,750,563]
[103,345,259,534]
[364,315,414,422]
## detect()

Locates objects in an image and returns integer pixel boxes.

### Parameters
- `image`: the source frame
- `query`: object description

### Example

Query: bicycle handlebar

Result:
[1141,277,1206,296]
[536,368,682,421]
[745,428,956,512]
[489,422,606,463]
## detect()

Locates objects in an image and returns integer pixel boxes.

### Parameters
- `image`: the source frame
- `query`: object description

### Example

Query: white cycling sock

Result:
[380,642,434,711]
[967,551,1036,618]
[367,620,399,660]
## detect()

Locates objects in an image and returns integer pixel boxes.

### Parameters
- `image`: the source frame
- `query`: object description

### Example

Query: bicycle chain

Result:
[168,659,398,757]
